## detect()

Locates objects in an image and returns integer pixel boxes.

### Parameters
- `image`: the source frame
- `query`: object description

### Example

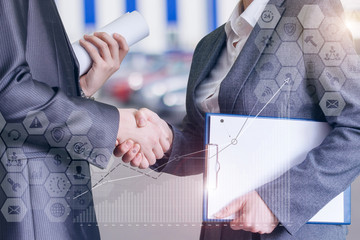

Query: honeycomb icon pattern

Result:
[0,110,111,224]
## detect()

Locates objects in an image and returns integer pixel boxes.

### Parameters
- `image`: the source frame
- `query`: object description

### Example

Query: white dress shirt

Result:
[195,0,270,113]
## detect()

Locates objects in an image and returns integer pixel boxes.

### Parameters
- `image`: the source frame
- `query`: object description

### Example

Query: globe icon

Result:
[50,202,65,217]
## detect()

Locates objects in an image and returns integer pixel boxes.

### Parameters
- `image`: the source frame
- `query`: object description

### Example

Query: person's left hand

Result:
[214,191,279,234]
[79,32,129,97]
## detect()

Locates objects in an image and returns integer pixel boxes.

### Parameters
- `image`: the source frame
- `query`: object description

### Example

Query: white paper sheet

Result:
[72,11,150,76]
[205,114,348,223]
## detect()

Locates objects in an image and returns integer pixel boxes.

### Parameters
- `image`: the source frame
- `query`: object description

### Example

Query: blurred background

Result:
[55,0,360,239]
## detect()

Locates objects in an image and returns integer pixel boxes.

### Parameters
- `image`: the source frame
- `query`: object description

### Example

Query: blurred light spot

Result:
[128,73,144,91]
[163,92,184,107]
[345,20,360,38]
[151,83,167,96]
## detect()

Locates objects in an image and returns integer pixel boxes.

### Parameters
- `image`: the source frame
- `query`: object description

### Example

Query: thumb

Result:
[135,109,147,127]
[214,197,245,219]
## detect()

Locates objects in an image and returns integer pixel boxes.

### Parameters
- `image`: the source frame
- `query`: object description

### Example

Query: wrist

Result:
[117,108,137,143]
[79,76,95,99]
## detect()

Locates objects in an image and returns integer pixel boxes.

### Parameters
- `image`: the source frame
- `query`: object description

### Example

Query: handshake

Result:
[114,108,173,169]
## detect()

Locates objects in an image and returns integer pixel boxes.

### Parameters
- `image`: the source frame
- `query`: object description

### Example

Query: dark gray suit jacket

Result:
[157,0,359,239]
[0,1,118,239]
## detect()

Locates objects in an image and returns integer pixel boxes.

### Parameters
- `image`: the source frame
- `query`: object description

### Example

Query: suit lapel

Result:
[188,26,227,122]
[218,0,286,113]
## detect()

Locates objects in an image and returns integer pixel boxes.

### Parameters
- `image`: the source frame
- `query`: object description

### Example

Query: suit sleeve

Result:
[0,0,118,169]
[151,116,205,176]
[257,0,360,234]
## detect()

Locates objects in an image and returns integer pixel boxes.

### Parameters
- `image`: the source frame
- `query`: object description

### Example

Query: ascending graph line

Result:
[74,78,291,200]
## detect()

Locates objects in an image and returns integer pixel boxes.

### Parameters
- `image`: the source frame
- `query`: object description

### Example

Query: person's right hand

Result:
[115,108,173,168]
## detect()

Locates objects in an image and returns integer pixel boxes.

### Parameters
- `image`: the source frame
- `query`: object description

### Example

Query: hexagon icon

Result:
[319,42,346,67]
[26,160,50,185]
[23,111,49,135]
[44,173,71,197]
[258,4,281,29]
[66,185,92,210]
[45,148,71,173]
[1,123,28,148]
[89,148,112,169]
[319,67,346,91]
[319,92,346,117]
[298,54,325,80]
[66,160,90,185]
[254,80,280,104]
[255,30,281,54]
[341,55,360,79]
[1,198,28,222]
[320,17,346,42]
[276,17,303,42]
[276,67,303,92]
[1,173,28,197]
[276,42,302,67]
[255,54,281,79]
[66,111,92,135]
[297,5,324,29]
[298,79,326,105]
[45,123,72,148]
[66,136,93,160]
[1,148,27,173]
[298,30,324,54]
[0,112,5,133]
[44,198,71,222]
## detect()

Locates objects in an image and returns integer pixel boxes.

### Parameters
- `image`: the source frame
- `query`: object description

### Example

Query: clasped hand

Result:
[115,108,173,169]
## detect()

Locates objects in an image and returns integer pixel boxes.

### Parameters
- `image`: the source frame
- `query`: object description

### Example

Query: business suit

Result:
[0,1,118,239]
[157,0,359,239]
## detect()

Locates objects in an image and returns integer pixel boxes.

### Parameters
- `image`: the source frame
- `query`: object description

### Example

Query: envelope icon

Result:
[326,100,339,109]
[8,205,21,215]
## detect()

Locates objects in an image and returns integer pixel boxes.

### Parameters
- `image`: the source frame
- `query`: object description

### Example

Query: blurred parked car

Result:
[104,52,192,127]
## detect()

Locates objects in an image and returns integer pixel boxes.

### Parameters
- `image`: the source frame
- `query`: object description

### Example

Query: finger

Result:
[214,197,245,219]
[142,150,156,167]
[122,144,140,163]
[79,38,103,63]
[139,155,150,169]
[159,135,171,153]
[94,32,120,62]
[130,151,142,167]
[113,33,129,59]
[135,109,148,127]
[83,34,112,62]
[152,144,164,162]
[113,140,134,157]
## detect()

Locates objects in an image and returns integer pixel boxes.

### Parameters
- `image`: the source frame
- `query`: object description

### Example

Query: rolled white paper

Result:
[72,11,150,76]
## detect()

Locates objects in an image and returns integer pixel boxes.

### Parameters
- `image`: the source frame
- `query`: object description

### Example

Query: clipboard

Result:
[204,113,351,224]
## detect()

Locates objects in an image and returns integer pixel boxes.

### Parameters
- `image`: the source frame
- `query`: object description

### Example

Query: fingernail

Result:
[138,118,146,127]
[126,140,132,147]
[132,145,140,153]
[114,33,120,38]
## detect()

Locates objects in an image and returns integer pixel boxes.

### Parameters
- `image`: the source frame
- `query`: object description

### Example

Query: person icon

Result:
[73,166,86,180]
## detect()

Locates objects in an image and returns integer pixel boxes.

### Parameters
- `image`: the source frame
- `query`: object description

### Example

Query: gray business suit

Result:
[0,1,118,239]
[155,0,359,239]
